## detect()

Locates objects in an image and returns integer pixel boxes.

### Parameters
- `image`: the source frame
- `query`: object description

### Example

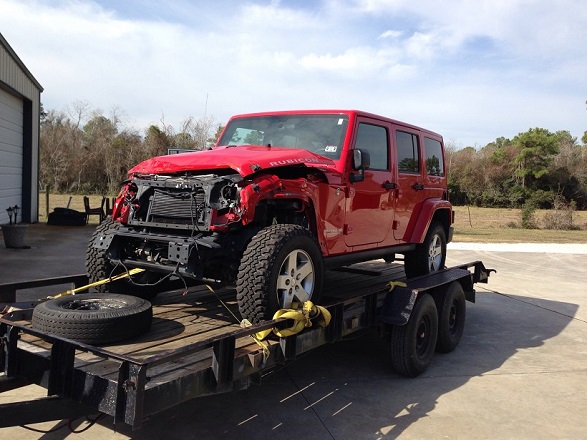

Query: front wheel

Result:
[390,293,438,377]
[236,224,324,323]
[404,221,446,279]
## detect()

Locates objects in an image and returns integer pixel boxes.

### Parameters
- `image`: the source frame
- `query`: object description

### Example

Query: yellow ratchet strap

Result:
[387,280,407,292]
[49,268,145,299]
[240,318,271,364]
[255,301,332,341]
[203,284,271,364]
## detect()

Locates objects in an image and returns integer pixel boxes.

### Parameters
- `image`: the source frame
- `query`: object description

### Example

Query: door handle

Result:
[412,183,424,191]
[382,182,397,190]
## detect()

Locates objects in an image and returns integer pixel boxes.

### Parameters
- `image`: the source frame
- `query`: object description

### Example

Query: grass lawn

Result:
[38,194,587,243]
[452,206,587,243]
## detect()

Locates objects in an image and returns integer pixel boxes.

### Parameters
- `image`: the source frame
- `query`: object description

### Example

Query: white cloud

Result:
[378,30,402,40]
[0,0,585,148]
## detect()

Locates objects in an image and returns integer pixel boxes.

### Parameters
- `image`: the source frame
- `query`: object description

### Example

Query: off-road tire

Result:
[85,217,166,300]
[404,221,446,279]
[435,281,466,353]
[32,294,152,345]
[236,224,324,323]
[390,293,438,377]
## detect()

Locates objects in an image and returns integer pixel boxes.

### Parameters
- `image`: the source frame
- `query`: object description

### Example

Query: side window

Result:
[355,123,388,170]
[424,138,444,176]
[396,131,420,173]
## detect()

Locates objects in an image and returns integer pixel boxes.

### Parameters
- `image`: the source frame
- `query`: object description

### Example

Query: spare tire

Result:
[32,294,152,345]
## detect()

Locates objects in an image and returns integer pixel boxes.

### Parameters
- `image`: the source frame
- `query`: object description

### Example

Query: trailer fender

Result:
[378,286,418,326]
[378,263,494,325]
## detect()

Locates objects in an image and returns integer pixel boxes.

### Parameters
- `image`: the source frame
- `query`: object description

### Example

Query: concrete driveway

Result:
[0,226,586,439]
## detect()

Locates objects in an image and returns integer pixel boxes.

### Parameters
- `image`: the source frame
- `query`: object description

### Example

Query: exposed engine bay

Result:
[123,173,243,231]
[94,173,249,282]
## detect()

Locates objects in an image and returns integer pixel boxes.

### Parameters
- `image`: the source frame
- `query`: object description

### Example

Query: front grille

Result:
[150,189,205,219]
[129,188,210,230]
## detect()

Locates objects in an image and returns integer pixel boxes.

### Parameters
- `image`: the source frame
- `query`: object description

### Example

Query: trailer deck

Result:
[0,260,491,429]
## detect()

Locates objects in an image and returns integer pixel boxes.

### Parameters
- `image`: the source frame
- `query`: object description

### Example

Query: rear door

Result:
[392,129,447,242]
[392,128,427,242]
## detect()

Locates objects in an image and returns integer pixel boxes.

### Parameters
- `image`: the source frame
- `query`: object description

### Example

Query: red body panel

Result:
[129,146,337,177]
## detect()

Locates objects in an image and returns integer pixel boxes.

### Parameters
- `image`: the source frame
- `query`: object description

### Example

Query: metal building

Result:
[0,32,43,224]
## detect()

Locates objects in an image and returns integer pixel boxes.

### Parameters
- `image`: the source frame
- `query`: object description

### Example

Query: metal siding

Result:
[0,88,24,224]
[0,34,42,223]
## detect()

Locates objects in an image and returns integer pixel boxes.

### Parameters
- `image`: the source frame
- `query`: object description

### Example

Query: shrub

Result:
[542,198,578,230]
[521,201,538,229]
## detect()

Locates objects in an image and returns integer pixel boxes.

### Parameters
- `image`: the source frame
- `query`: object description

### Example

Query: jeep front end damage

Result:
[96,173,248,282]
[113,173,243,230]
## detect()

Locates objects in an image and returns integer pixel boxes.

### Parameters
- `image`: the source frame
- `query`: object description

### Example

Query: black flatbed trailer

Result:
[0,260,492,430]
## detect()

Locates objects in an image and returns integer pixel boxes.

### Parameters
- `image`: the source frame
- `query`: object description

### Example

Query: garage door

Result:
[0,88,24,224]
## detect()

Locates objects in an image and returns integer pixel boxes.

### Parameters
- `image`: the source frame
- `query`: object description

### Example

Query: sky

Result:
[1,0,586,148]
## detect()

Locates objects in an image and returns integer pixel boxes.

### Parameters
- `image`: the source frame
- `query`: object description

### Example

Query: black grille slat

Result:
[150,190,205,219]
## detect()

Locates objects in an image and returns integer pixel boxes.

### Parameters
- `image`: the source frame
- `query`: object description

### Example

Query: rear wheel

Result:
[404,221,446,279]
[390,293,438,377]
[85,218,167,300]
[435,282,466,353]
[236,224,324,323]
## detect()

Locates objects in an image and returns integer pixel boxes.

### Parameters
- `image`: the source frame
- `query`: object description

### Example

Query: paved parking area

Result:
[1,225,586,439]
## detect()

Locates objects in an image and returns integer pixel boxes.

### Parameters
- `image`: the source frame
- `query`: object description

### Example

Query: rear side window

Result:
[424,138,444,176]
[396,131,420,173]
[355,123,388,170]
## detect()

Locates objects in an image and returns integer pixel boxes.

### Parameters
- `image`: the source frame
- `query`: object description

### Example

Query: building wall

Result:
[0,33,43,224]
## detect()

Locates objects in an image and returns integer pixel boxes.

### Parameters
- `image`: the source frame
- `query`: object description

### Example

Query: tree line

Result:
[40,102,221,194]
[447,129,587,210]
[40,102,587,211]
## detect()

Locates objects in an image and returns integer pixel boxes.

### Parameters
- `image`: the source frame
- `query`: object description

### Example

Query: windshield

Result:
[217,114,349,160]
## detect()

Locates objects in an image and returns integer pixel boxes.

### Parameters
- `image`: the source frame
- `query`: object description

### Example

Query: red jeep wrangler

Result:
[87,110,453,322]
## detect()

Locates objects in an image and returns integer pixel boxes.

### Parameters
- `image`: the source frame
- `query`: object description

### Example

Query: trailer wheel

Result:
[86,217,166,300]
[236,224,324,323]
[435,281,466,353]
[404,221,446,279]
[32,294,152,345]
[390,293,438,377]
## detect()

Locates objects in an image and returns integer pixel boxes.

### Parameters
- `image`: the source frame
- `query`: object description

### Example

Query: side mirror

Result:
[350,149,370,183]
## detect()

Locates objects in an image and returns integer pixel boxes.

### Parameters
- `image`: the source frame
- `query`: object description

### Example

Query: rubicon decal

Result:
[269,157,321,167]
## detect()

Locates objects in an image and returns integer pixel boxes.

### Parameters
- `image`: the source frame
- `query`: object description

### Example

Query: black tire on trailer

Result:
[390,293,438,377]
[236,224,324,323]
[85,217,166,300]
[435,281,466,353]
[31,294,152,345]
[404,221,446,279]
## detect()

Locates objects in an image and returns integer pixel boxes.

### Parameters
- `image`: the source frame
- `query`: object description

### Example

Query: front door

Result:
[344,121,396,248]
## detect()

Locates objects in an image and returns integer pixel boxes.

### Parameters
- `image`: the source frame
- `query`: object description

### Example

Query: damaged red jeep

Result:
[86,110,453,322]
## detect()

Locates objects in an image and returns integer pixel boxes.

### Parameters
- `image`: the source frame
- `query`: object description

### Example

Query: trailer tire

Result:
[435,281,466,353]
[236,224,324,323]
[404,221,446,279]
[86,217,166,300]
[390,293,438,377]
[32,294,152,345]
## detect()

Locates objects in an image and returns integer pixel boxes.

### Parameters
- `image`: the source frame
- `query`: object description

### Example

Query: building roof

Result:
[0,32,44,92]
